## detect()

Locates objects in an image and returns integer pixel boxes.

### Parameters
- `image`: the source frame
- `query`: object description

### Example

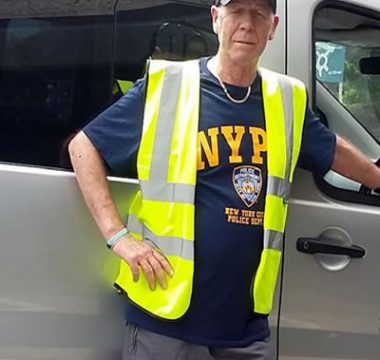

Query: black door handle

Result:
[297,238,366,259]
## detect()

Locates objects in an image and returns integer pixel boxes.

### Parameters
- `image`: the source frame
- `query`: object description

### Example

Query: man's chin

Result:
[228,49,260,65]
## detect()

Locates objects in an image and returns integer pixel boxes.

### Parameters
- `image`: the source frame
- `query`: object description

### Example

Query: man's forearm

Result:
[69,131,124,240]
[69,131,173,289]
[331,135,380,189]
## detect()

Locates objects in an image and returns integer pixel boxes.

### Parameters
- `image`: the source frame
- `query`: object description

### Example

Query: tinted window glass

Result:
[0,14,114,168]
[0,1,216,169]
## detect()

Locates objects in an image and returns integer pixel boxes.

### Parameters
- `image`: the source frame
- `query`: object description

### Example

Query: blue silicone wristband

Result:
[106,227,128,250]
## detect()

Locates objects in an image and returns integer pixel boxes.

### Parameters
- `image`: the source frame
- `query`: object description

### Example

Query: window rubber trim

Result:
[314,174,380,207]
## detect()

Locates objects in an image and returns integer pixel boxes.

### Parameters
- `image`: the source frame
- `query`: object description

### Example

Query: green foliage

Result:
[342,46,380,120]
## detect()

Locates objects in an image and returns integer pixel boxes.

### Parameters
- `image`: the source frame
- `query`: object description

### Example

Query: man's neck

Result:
[208,54,258,87]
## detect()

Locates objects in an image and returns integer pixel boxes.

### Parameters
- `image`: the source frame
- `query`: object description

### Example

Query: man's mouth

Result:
[234,40,255,45]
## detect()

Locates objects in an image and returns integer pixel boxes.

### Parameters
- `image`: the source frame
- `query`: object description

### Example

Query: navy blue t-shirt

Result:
[84,58,336,347]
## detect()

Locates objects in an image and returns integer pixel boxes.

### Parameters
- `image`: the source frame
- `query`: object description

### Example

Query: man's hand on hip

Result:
[112,233,174,291]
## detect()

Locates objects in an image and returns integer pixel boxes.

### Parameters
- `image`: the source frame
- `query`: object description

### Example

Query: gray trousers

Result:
[122,323,275,360]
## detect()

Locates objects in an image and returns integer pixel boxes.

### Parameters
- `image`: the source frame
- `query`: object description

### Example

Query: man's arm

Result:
[331,135,380,189]
[69,131,173,290]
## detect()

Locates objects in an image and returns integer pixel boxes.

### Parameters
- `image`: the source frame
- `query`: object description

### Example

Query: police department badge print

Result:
[233,166,262,207]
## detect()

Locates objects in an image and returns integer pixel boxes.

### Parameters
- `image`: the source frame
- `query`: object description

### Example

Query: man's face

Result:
[211,0,279,65]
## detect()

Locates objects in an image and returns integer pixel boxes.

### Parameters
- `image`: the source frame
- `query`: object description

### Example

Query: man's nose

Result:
[238,12,257,32]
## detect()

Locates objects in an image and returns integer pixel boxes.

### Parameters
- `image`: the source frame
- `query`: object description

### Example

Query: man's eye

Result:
[252,11,267,19]
[230,7,243,15]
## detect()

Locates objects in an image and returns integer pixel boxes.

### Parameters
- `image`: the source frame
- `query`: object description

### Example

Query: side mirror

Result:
[359,57,380,75]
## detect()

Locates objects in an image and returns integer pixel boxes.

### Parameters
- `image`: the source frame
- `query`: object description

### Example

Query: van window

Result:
[313,5,380,202]
[314,7,380,143]
[0,1,217,170]
[0,14,114,168]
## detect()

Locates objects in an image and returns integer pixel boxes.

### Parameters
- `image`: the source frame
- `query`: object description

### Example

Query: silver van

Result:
[0,0,379,358]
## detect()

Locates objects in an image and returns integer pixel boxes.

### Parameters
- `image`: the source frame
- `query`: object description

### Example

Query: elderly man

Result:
[69,0,380,359]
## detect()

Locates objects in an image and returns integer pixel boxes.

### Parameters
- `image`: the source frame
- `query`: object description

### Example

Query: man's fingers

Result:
[138,258,156,290]
[147,255,168,290]
[130,261,140,283]
[115,236,174,289]
[153,251,174,277]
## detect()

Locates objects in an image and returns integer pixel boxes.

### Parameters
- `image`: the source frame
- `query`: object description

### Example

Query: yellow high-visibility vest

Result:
[115,59,307,319]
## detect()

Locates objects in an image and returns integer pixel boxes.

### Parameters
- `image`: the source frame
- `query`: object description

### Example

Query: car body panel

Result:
[279,0,380,358]
[0,165,138,358]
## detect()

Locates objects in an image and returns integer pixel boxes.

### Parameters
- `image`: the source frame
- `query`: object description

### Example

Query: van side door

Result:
[280,0,380,358]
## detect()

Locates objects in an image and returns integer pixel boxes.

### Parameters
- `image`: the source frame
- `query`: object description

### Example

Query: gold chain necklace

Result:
[215,74,252,104]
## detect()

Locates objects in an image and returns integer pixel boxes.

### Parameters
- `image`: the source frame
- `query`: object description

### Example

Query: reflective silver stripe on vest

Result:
[261,72,295,252]
[143,62,195,205]
[127,214,194,260]
[277,75,294,183]
[263,229,283,250]
[140,181,195,203]
[143,226,194,260]
[128,63,197,263]
[267,175,291,199]
[263,75,295,250]
[127,213,143,235]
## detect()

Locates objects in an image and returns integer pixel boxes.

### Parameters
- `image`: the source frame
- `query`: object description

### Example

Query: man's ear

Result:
[269,15,279,40]
[211,6,219,34]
